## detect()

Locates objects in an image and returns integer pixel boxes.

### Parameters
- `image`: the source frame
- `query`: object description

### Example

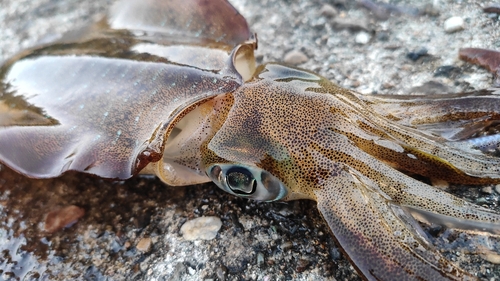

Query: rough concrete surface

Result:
[1,0,500,280]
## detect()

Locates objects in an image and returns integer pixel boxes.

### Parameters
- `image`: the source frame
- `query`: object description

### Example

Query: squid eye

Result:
[226,167,256,194]
[207,164,289,202]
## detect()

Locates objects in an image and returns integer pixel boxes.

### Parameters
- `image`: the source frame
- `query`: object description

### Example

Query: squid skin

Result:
[202,65,500,281]
[1,0,500,280]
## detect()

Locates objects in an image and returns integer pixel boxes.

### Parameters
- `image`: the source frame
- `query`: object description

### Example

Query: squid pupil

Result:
[226,168,256,195]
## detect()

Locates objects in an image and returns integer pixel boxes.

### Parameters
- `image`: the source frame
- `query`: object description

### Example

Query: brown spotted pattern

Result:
[200,64,500,280]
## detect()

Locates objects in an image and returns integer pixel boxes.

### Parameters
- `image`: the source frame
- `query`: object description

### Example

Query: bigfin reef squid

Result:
[1,0,500,280]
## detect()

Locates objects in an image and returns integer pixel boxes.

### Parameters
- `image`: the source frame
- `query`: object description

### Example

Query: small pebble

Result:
[406,47,429,61]
[180,216,222,240]
[284,50,308,65]
[495,184,500,194]
[459,48,500,73]
[278,206,294,217]
[44,205,85,233]
[433,65,461,78]
[320,4,338,18]
[357,0,390,20]
[140,259,150,272]
[422,3,440,16]
[280,241,293,251]
[257,252,265,267]
[355,32,371,44]
[171,263,187,280]
[296,258,310,273]
[382,82,394,89]
[215,266,227,281]
[376,31,390,42]
[444,16,464,33]
[136,237,152,252]
[330,247,342,260]
[483,4,500,14]
[332,17,371,32]
[482,186,493,194]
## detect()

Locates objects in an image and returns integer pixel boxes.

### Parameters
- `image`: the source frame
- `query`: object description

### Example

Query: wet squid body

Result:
[2,0,500,280]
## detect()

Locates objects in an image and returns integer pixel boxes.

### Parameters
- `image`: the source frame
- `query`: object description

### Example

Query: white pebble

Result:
[180,216,222,240]
[482,186,493,194]
[495,184,500,194]
[355,32,371,44]
[444,16,464,33]
[284,50,308,65]
[320,4,337,18]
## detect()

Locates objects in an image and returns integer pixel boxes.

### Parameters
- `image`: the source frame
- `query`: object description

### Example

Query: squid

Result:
[1,0,500,280]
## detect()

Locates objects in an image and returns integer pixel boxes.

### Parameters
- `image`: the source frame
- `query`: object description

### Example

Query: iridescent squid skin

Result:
[1,0,500,280]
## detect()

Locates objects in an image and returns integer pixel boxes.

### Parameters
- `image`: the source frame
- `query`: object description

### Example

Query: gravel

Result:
[1,0,500,280]
[444,16,465,33]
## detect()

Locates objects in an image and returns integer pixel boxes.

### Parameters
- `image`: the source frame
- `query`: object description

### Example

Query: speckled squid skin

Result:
[1,0,500,280]
[200,64,500,280]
